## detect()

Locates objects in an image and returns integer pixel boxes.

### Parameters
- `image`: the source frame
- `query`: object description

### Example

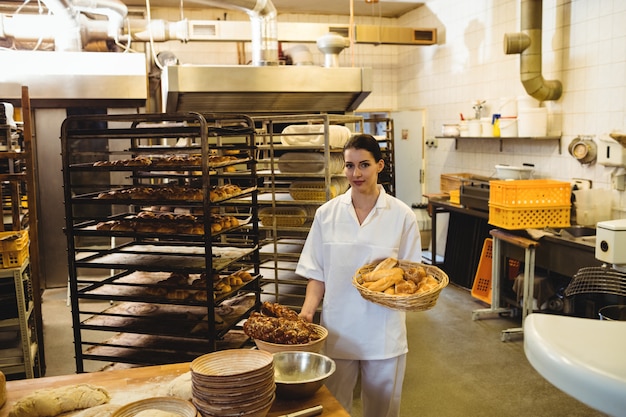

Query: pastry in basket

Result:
[356,257,440,296]
[242,302,320,345]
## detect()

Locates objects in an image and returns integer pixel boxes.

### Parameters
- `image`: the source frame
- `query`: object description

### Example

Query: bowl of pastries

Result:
[352,257,449,312]
[243,302,328,354]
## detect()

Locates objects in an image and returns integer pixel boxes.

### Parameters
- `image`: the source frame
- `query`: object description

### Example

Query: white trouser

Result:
[325,354,407,417]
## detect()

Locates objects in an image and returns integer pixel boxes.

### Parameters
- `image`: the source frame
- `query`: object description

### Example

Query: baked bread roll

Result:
[416,275,439,293]
[373,257,398,272]
[0,370,6,408]
[367,268,405,292]
[193,290,208,302]
[146,286,167,297]
[235,271,253,282]
[362,267,405,283]
[166,289,189,300]
[395,279,418,295]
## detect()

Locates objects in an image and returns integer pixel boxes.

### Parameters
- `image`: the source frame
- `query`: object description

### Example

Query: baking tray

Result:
[79,270,260,305]
[75,244,256,273]
[83,330,250,365]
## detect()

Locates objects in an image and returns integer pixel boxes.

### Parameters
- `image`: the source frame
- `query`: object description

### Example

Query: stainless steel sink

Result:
[559,226,596,237]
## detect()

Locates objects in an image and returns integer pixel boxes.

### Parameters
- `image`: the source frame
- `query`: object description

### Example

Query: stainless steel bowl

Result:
[273,351,336,399]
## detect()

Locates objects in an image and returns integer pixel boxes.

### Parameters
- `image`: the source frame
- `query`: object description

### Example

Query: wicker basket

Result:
[289,178,349,201]
[352,260,449,312]
[258,206,307,227]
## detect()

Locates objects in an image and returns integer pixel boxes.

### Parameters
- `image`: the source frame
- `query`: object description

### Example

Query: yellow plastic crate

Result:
[449,189,460,204]
[471,238,493,305]
[0,243,29,268]
[440,173,473,194]
[0,231,29,252]
[489,179,571,208]
[489,204,571,230]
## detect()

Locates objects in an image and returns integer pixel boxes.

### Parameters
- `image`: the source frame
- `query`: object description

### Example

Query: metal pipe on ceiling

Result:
[187,0,278,66]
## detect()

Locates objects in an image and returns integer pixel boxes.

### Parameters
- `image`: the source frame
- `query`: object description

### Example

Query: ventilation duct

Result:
[6,0,129,50]
[503,0,562,101]
[190,0,278,66]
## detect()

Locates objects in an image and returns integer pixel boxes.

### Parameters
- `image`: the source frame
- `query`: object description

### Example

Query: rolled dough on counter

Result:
[8,384,110,417]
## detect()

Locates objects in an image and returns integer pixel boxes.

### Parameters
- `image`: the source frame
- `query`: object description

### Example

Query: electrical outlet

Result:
[571,178,592,190]
[425,137,438,148]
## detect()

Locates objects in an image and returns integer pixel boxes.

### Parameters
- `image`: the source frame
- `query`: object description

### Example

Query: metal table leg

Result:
[472,229,539,342]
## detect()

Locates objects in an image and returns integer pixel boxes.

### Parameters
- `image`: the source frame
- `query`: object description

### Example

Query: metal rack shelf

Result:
[61,112,261,371]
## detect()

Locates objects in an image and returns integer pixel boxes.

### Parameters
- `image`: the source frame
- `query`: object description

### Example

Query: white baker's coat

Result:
[295,186,422,360]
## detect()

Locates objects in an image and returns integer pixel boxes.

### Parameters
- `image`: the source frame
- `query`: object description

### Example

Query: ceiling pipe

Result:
[188,0,278,66]
[30,0,127,50]
[503,0,562,101]
[41,0,82,51]
[71,0,128,41]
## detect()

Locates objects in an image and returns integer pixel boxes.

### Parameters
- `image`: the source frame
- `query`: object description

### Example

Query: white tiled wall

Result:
[400,0,626,213]
[150,0,626,213]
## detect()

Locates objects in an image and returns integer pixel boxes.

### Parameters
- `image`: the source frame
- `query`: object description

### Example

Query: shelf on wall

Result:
[435,136,562,153]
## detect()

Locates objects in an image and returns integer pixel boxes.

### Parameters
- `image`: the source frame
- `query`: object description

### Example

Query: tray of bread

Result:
[92,184,252,203]
[89,154,249,169]
[352,258,449,312]
[93,210,249,236]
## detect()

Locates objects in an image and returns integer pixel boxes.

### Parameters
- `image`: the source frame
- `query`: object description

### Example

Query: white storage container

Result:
[499,117,518,137]
[517,108,548,137]
[494,164,534,180]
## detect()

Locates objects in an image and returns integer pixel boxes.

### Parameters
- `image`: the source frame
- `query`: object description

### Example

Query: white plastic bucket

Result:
[468,120,481,137]
[480,117,492,137]
[499,117,518,137]
[517,95,540,110]
[517,108,547,137]
[458,121,469,137]
[498,97,517,117]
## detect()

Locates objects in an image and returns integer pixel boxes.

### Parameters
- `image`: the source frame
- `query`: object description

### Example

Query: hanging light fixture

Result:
[365,0,379,3]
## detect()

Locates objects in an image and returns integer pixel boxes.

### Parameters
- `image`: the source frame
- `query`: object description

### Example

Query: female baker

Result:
[296,133,422,417]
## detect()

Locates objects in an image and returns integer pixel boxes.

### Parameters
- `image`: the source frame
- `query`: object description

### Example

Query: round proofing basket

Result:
[352,260,449,312]
[112,397,198,417]
[254,324,328,354]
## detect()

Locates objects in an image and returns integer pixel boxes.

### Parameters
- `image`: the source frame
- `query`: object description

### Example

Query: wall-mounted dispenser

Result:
[597,134,626,167]
[568,135,597,165]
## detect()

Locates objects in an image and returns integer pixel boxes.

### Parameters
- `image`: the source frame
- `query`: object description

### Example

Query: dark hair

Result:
[343,133,383,162]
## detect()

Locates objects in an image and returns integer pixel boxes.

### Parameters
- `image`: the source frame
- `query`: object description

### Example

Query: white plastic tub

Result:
[499,117,518,137]
[517,108,548,137]
[494,164,534,180]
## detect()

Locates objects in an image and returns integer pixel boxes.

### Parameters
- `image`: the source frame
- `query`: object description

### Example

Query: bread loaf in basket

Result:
[352,258,449,312]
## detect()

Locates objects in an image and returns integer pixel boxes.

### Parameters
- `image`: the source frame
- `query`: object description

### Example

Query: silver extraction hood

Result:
[161,65,372,114]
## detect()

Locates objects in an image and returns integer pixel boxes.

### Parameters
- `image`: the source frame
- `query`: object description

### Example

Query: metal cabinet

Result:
[61,112,260,372]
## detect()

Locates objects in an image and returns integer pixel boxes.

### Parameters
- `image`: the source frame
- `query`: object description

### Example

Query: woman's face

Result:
[343,148,384,192]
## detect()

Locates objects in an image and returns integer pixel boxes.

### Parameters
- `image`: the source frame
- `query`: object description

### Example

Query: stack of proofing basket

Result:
[488,179,572,229]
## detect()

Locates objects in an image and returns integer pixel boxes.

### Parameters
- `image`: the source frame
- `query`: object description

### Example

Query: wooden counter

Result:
[0,363,349,417]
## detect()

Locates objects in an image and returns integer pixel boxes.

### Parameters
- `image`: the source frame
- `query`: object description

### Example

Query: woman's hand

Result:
[299,279,325,322]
